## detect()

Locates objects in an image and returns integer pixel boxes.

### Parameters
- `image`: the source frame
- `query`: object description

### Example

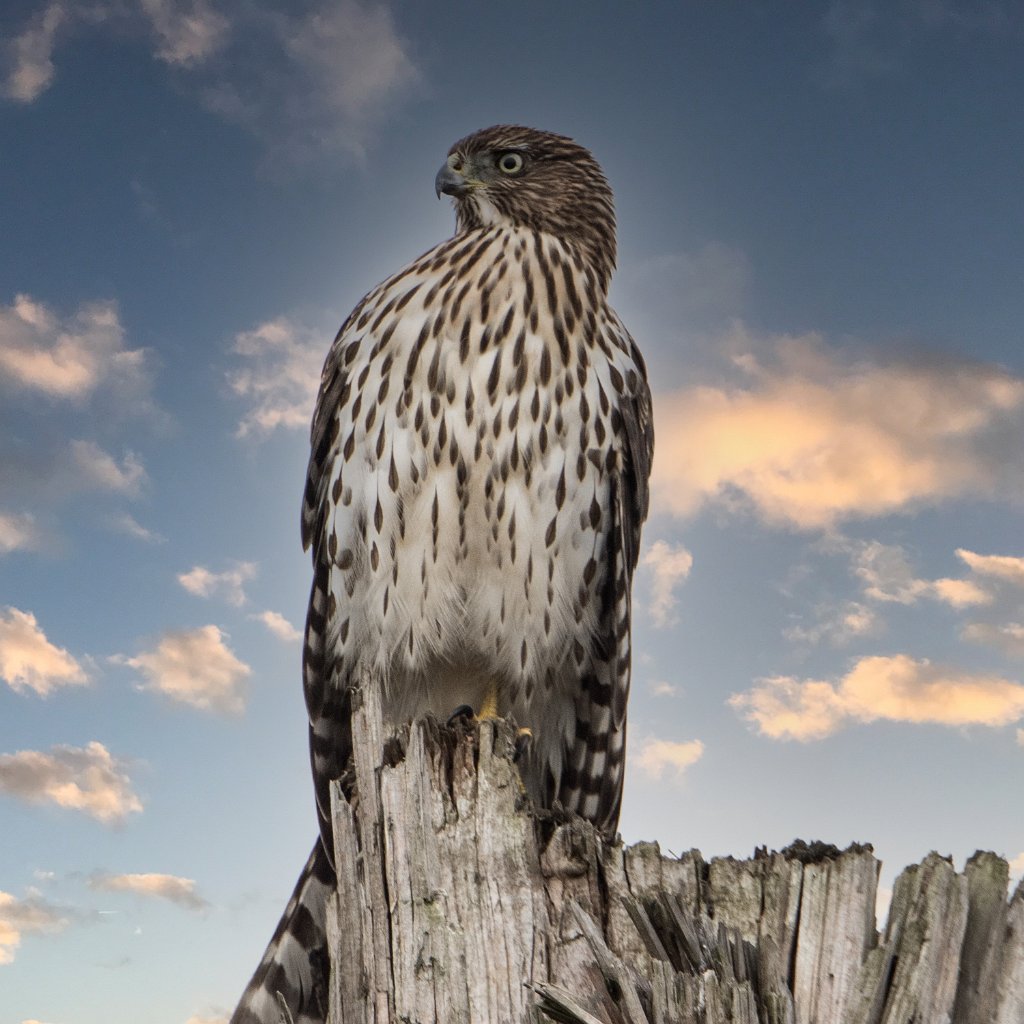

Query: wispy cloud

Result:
[731,654,1024,741]
[1,2,69,103]
[0,889,72,965]
[228,317,324,436]
[0,294,152,407]
[109,512,165,544]
[784,600,878,647]
[956,549,1024,587]
[0,513,42,555]
[0,607,88,697]
[851,540,991,608]
[641,540,694,628]
[631,737,704,781]
[117,625,250,714]
[71,440,147,496]
[89,871,209,911]
[652,329,1024,529]
[651,681,677,698]
[0,741,142,823]
[184,1015,229,1024]
[139,0,228,67]
[178,562,256,606]
[250,610,301,643]
[962,622,1024,659]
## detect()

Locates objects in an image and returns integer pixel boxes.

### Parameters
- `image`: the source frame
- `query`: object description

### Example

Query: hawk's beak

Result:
[435,163,470,199]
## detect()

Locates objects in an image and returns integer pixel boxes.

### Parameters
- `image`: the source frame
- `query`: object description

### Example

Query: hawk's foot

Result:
[446,704,474,726]
[513,727,533,765]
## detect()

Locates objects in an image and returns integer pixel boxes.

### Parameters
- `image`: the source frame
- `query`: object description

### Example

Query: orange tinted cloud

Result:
[652,331,1024,528]
[631,737,704,781]
[118,625,251,714]
[89,871,208,910]
[731,654,1024,741]
[0,741,142,823]
[0,607,87,697]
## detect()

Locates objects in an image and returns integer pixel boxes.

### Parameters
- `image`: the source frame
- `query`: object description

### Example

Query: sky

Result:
[2,2,1024,1022]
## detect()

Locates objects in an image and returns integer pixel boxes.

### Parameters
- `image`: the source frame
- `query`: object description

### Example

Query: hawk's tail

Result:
[229,841,334,1024]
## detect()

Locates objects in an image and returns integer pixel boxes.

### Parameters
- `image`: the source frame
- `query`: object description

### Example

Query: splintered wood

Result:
[326,682,1024,1024]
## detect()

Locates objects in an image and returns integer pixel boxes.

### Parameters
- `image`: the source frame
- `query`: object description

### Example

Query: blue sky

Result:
[2,3,1024,1022]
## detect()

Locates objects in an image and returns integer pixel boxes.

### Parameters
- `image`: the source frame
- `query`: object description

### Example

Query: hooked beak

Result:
[435,162,470,199]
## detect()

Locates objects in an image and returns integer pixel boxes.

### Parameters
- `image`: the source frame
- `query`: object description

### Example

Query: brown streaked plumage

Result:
[230,125,653,1024]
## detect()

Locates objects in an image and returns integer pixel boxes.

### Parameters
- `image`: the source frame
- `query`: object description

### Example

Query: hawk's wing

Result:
[556,325,653,833]
[300,301,366,865]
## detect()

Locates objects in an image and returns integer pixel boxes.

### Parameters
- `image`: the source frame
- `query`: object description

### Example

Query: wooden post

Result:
[325,675,1024,1023]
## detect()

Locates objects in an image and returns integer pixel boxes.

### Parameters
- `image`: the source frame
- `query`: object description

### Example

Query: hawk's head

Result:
[436,125,616,289]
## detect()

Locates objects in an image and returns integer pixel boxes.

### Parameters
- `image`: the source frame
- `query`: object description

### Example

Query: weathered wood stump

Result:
[325,679,1024,1023]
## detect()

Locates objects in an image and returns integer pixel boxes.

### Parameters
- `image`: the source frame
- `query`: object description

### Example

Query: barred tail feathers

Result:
[229,841,334,1024]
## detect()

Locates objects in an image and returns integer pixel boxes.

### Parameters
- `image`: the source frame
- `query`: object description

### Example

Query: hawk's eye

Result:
[447,154,463,173]
[497,152,525,175]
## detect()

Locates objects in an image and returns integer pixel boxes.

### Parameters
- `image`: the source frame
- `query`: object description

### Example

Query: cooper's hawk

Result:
[231,126,653,1024]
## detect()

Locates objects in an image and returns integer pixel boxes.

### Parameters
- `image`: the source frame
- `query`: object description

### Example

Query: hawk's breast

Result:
[320,227,639,727]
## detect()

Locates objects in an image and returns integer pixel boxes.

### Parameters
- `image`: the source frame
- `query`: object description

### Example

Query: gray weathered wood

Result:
[325,675,1023,1023]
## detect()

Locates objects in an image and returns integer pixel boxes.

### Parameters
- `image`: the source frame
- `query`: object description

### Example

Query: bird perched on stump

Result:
[230,125,654,1024]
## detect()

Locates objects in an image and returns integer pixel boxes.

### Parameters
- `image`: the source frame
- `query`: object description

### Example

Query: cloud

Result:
[140,0,228,66]
[784,600,878,647]
[70,440,147,496]
[251,610,301,643]
[0,607,88,697]
[731,654,1024,741]
[851,540,991,608]
[1010,852,1024,879]
[0,294,152,406]
[631,737,704,782]
[118,625,250,714]
[0,741,142,823]
[641,541,694,628]
[109,512,165,544]
[962,622,1024,659]
[178,562,256,606]
[651,329,1024,529]
[89,872,209,911]
[956,549,1024,587]
[0,889,71,965]
[651,681,677,698]
[228,317,324,436]
[0,512,42,555]
[185,1016,228,1024]
[1,2,68,103]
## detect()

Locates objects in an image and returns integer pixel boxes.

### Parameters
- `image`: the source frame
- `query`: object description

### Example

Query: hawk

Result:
[231,126,653,1024]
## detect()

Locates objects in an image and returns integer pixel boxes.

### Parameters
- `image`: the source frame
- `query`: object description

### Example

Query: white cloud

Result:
[140,0,228,66]
[70,440,147,496]
[251,610,301,643]
[185,1016,228,1024]
[651,681,677,698]
[1009,852,1024,879]
[962,622,1024,659]
[0,741,142,824]
[0,513,42,555]
[109,512,165,544]
[0,889,71,965]
[784,600,878,647]
[652,329,1024,529]
[89,872,208,911]
[731,654,1024,741]
[178,562,256,606]
[229,317,324,436]
[956,549,1024,587]
[0,607,88,697]
[641,540,694,628]
[0,295,151,405]
[118,625,250,714]
[1,2,68,103]
[631,737,704,781]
